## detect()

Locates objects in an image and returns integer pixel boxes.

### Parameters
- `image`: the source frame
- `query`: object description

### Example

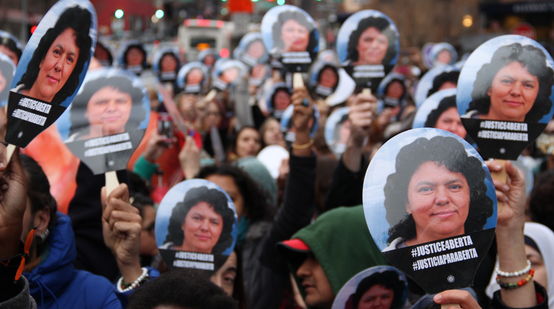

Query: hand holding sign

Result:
[363,128,497,293]
[5,0,97,161]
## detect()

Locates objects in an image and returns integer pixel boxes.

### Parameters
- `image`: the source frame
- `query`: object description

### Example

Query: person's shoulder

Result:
[71,270,121,307]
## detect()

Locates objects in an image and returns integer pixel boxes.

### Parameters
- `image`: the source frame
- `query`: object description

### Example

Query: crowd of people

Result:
[1,3,554,309]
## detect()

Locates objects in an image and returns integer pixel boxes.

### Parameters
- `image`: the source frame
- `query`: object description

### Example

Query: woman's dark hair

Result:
[127,269,237,309]
[271,10,318,53]
[0,32,22,60]
[20,155,58,251]
[351,270,406,309]
[68,74,146,137]
[0,57,14,99]
[165,186,235,254]
[424,95,456,128]
[229,126,261,157]
[17,6,92,105]
[123,43,147,68]
[384,136,493,243]
[347,16,398,66]
[468,43,554,122]
[197,164,272,222]
[384,78,407,100]
[529,169,554,232]
[316,65,339,89]
[427,70,459,98]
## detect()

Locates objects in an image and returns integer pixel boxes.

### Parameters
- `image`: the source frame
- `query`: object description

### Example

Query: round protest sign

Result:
[261,5,319,73]
[412,88,466,139]
[56,67,150,175]
[198,49,218,69]
[177,61,208,94]
[265,82,291,120]
[336,10,399,93]
[324,107,350,157]
[280,103,319,142]
[249,63,270,87]
[94,40,114,67]
[6,0,97,148]
[0,30,22,66]
[211,59,247,92]
[309,61,340,99]
[414,65,459,108]
[234,32,269,67]
[331,266,408,309]
[153,47,180,84]
[457,35,554,160]
[155,179,238,273]
[117,40,147,75]
[0,53,15,107]
[429,42,458,67]
[377,72,408,109]
[257,145,289,179]
[362,128,497,293]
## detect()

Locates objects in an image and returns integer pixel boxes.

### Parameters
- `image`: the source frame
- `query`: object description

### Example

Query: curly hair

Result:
[350,270,407,309]
[384,78,407,101]
[468,43,554,122]
[164,186,235,255]
[271,10,318,54]
[123,43,147,69]
[17,6,92,105]
[269,85,291,112]
[424,95,456,128]
[384,136,493,243]
[427,70,459,98]
[158,52,180,74]
[346,16,398,66]
[68,74,146,137]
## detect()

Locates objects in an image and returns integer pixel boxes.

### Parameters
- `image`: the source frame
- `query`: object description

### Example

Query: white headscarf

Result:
[486,222,554,308]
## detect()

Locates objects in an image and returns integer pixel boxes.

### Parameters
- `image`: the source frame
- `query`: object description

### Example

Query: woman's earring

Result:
[39,228,50,241]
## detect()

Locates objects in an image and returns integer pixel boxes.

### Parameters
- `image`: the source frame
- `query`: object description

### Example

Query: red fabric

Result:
[228,0,253,13]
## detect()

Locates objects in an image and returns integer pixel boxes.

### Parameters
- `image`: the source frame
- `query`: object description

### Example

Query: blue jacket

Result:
[25,213,121,309]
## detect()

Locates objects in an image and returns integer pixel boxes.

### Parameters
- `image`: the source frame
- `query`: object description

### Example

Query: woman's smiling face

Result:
[406,161,470,245]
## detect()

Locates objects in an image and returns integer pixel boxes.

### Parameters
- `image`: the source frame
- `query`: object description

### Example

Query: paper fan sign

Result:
[377,72,408,109]
[429,42,458,67]
[177,62,208,95]
[414,65,459,108]
[234,32,269,67]
[280,103,319,143]
[0,53,15,107]
[363,128,497,293]
[336,10,399,94]
[261,5,319,88]
[457,35,554,160]
[57,68,149,192]
[0,30,23,65]
[204,59,247,101]
[265,82,291,120]
[308,61,340,100]
[257,145,289,179]
[412,88,466,139]
[117,41,147,76]
[331,266,408,309]
[5,0,97,159]
[152,47,181,84]
[155,179,238,273]
[325,107,350,157]
[198,49,218,69]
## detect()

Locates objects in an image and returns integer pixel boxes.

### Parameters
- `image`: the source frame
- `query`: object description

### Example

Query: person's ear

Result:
[486,87,491,97]
[33,208,51,235]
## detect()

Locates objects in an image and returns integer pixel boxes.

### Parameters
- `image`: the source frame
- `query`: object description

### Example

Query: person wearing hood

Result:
[280,206,386,308]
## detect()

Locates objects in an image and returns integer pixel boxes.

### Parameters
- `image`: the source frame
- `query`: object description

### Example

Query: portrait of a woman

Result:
[424,95,466,139]
[0,30,22,65]
[122,43,147,75]
[383,135,493,249]
[271,9,317,54]
[347,270,406,309]
[157,50,180,81]
[15,5,92,104]
[68,72,147,140]
[164,186,235,254]
[346,16,398,66]
[466,42,554,122]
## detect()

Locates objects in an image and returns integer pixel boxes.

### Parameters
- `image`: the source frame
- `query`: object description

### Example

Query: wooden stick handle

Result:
[441,304,462,308]
[105,170,119,196]
[205,89,217,102]
[5,144,16,164]
[293,73,304,90]
[362,88,371,96]
[489,159,508,210]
